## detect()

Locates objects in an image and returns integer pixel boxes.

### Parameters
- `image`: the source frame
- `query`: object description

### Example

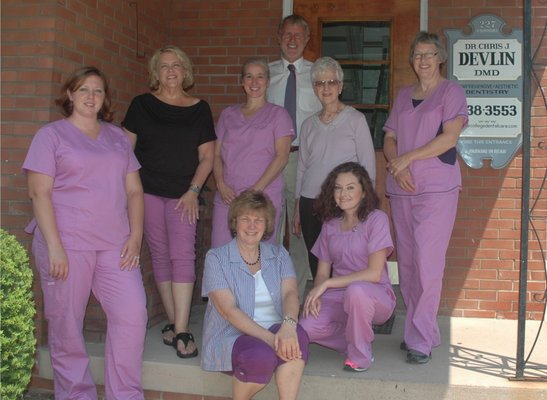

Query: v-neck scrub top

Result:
[312,210,394,290]
[23,119,141,250]
[383,80,468,197]
[215,102,294,196]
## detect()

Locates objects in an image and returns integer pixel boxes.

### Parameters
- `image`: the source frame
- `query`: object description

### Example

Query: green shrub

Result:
[1,229,37,399]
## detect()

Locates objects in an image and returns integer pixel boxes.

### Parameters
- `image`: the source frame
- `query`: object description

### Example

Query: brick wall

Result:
[170,0,283,115]
[428,1,547,319]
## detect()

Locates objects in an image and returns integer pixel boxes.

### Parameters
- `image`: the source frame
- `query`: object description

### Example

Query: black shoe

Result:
[400,341,408,351]
[406,350,431,364]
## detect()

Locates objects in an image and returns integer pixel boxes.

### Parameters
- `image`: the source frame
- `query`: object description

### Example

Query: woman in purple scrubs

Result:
[383,31,468,364]
[299,162,395,372]
[212,57,294,248]
[24,66,147,399]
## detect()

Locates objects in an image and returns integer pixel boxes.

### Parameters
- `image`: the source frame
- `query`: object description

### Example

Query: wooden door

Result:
[294,0,420,97]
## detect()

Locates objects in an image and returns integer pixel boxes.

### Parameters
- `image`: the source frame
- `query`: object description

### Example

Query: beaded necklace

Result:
[240,246,261,266]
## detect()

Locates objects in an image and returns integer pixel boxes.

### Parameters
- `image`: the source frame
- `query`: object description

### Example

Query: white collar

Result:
[281,57,304,72]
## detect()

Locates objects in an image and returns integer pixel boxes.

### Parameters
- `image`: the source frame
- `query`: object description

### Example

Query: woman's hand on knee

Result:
[303,285,325,319]
[274,324,301,361]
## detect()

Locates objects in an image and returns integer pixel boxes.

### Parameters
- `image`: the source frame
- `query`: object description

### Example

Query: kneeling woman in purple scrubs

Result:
[201,190,308,400]
[299,162,396,372]
[24,66,147,399]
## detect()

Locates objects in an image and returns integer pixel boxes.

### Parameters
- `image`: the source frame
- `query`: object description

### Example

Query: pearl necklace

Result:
[240,246,261,266]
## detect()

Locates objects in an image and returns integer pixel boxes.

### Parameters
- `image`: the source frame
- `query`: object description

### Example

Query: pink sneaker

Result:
[343,358,370,372]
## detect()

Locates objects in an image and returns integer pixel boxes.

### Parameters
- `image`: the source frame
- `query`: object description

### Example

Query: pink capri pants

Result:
[144,193,197,283]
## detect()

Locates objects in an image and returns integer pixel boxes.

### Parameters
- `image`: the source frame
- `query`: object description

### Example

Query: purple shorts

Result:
[227,323,309,384]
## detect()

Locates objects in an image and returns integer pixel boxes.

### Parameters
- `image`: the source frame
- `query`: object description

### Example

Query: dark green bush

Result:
[1,229,37,399]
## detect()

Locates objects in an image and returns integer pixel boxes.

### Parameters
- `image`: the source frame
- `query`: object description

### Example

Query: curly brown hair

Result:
[314,162,379,223]
[55,66,113,122]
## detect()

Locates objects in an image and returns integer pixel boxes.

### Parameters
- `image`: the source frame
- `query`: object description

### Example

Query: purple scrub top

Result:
[23,119,140,250]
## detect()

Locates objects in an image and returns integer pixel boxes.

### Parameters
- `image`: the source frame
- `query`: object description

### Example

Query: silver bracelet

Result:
[282,315,297,326]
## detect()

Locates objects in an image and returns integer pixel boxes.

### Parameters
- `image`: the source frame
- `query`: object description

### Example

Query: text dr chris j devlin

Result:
[455,39,519,78]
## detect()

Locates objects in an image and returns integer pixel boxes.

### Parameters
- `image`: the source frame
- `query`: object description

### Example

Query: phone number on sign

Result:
[461,97,521,138]
[467,103,518,116]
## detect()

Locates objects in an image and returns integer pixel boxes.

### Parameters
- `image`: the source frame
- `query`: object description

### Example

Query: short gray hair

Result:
[278,14,310,37]
[409,31,448,64]
[310,57,344,84]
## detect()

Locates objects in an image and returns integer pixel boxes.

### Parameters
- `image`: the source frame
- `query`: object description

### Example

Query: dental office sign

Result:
[445,15,523,169]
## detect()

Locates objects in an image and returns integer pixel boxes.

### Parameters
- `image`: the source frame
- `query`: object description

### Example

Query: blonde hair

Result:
[148,45,194,91]
[228,191,276,241]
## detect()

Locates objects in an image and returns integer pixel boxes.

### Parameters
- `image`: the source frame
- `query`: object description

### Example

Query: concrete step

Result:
[36,304,547,399]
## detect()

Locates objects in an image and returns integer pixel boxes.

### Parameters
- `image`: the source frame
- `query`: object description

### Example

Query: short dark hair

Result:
[228,190,276,240]
[55,66,113,122]
[314,162,379,223]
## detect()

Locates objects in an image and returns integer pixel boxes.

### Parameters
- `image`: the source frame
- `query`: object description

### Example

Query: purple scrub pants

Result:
[32,238,147,400]
[144,193,197,283]
[229,323,309,384]
[390,191,459,355]
[299,282,396,368]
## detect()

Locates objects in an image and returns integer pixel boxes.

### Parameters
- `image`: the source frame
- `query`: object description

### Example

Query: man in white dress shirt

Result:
[267,14,322,301]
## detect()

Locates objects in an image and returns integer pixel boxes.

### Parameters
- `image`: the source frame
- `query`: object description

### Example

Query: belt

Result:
[290,146,299,152]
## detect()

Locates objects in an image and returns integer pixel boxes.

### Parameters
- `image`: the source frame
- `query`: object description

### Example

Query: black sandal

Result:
[174,332,198,359]
[161,323,175,347]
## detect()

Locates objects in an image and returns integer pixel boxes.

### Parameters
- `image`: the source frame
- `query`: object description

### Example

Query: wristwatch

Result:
[282,315,297,326]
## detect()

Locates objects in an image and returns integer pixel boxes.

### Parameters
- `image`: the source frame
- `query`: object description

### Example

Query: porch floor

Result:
[35,303,547,399]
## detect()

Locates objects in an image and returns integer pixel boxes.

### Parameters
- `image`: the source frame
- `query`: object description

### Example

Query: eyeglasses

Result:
[281,32,306,41]
[313,79,341,88]
[159,62,183,70]
[238,216,266,226]
[413,52,438,60]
